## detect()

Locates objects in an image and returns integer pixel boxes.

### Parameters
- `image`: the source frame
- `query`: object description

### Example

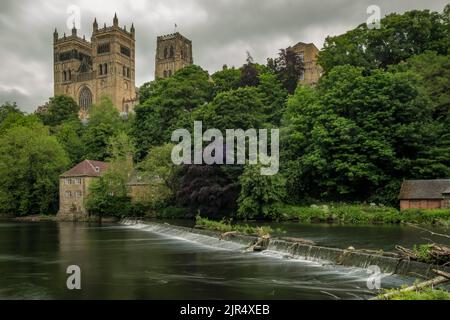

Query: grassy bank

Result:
[195,216,273,236]
[274,204,450,226]
[378,287,450,300]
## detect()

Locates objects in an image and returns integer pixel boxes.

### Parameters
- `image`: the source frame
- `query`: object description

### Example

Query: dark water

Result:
[0,221,428,300]
[243,222,450,251]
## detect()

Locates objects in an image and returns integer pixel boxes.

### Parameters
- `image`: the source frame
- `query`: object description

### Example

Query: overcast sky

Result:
[0,0,447,113]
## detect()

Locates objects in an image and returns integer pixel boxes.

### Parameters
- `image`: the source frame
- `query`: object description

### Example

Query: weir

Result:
[121,219,450,278]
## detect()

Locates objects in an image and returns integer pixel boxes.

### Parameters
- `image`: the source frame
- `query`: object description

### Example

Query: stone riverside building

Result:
[58,160,108,219]
[399,180,450,211]
[53,14,137,118]
[155,32,193,79]
[288,42,323,86]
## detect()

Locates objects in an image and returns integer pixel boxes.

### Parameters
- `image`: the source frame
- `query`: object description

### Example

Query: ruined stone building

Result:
[155,32,193,79]
[53,14,137,118]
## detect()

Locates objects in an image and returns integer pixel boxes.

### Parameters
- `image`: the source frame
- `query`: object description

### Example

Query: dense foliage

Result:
[1,7,449,220]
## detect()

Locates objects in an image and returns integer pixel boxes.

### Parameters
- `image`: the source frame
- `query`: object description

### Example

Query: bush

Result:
[156,206,187,219]
[195,215,273,236]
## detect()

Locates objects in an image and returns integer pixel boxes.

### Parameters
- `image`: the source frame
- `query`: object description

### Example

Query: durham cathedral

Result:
[52,14,321,119]
[53,14,193,118]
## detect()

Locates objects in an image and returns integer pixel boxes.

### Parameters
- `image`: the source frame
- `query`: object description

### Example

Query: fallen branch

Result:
[371,273,450,300]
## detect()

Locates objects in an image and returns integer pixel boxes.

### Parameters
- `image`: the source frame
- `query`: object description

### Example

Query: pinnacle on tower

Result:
[113,13,118,27]
[131,23,135,38]
[93,18,98,31]
[53,28,58,42]
[71,22,77,36]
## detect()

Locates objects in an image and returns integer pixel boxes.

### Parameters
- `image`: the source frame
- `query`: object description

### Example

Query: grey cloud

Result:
[0,0,447,113]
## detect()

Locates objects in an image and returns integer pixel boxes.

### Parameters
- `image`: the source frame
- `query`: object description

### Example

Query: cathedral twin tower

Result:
[53,14,193,117]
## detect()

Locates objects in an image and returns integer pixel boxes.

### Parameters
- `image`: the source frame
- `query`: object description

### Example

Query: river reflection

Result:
[0,222,419,300]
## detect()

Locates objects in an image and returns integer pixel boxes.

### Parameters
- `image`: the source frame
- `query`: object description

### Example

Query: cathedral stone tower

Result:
[53,14,137,118]
[155,32,193,79]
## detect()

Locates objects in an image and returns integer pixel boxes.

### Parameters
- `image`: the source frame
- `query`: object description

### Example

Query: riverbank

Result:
[274,204,450,226]
[5,214,119,223]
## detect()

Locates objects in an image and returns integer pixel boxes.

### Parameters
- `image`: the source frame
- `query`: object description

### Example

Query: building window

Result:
[164,47,168,58]
[168,70,172,77]
[99,64,103,75]
[79,86,93,111]
[75,191,82,198]
[94,166,100,173]
[163,70,167,78]
[298,52,304,62]
[103,63,108,75]
[97,42,110,54]
[169,46,174,58]
[65,191,72,198]
[63,71,67,81]
[123,66,126,76]
[127,68,130,78]
[120,45,131,57]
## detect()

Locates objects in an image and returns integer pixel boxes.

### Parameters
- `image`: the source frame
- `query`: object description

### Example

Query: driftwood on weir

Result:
[371,269,450,300]
[396,244,450,266]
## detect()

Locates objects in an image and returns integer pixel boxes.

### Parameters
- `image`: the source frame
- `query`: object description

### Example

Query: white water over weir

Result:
[121,219,450,278]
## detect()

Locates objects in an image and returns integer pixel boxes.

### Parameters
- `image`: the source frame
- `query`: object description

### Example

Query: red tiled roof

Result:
[60,160,109,177]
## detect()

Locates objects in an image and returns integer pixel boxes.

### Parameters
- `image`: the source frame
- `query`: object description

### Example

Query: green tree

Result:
[86,132,135,217]
[257,72,288,124]
[0,124,69,215]
[240,52,260,87]
[83,97,123,161]
[132,65,212,159]
[39,95,79,127]
[267,48,304,94]
[54,119,85,166]
[193,87,265,131]
[282,65,435,204]
[237,162,285,219]
[0,112,42,135]
[211,66,241,97]
[0,102,22,123]
[319,8,449,73]
[390,51,450,118]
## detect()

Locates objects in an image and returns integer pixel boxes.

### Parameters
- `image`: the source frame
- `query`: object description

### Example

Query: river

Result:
[0,221,447,300]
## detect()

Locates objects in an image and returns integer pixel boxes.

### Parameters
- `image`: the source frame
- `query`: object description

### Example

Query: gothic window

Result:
[123,66,126,76]
[120,45,131,57]
[97,42,110,54]
[169,46,174,58]
[63,71,67,81]
[127,68,130,78]
[99,64,103,75]
[79,87,93,111]
[104,63,108,75]
[68,70,72,80]
[164,47,168,58]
